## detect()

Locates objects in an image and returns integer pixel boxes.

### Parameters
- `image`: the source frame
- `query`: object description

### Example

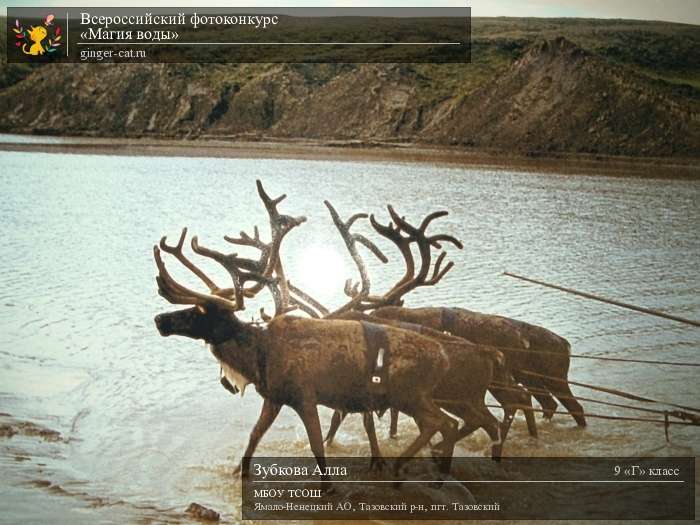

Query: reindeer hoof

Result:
[368,456,387,473]
[491,445,503,462]
[392,472,411,490]
[392,464,406,487]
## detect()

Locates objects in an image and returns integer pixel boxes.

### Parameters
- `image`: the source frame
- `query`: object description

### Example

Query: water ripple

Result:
[0,151,698,519]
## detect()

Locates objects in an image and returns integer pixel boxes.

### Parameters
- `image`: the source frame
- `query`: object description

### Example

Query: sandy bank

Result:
[1,136,698,179]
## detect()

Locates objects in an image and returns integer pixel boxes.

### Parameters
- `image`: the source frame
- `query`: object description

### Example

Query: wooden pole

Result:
[518,369,700,414]
[503,272,700,328]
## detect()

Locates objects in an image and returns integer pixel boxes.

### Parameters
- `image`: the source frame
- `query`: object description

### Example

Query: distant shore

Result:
[1,135,698,179]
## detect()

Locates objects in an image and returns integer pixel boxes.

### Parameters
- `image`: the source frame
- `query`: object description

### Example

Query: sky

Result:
[2,1,699,25]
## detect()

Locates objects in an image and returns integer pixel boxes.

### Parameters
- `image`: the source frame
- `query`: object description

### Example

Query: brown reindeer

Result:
[373,306,585,427]
[152,181,459,481]
[218,198,526,467]
[364,205,585,428]
[330,311,536,457]
[320,207,537,457]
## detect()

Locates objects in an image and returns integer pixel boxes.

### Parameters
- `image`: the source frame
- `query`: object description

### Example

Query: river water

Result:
[0,139,698,523]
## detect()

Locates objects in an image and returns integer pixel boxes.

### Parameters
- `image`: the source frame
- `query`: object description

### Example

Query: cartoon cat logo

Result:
[24,25,48,55]
[12,14,62,57]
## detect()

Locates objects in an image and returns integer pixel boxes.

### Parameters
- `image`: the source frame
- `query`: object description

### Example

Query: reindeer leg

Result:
[489,387,515,441]
[234,398,282,478]
[477,405,504,461]
[447,403,503,461]
[296,402,332,489]
[500,406,516,444]
[409,417,441,467]
[542,378,587,427]
[521,376,558,420]
[433,406,486,454]
[435,413,458,473]
[395,400,456,477]
[394,420,438,477]
[490,385,538,439]
[412,417,439,463]
[324,410,346,446]
[362,412,386,472]
[522,395,539,437]
[389,408,399,439]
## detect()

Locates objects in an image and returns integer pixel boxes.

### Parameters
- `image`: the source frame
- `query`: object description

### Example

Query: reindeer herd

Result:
[152,180,586,482]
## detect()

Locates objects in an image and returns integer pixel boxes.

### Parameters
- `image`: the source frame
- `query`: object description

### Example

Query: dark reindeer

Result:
[373,306,585,427]
[152,181,460,481]
[330,311,536,458]
[363,205,585,428]
[212,197,533,469]
[320,207,538,458]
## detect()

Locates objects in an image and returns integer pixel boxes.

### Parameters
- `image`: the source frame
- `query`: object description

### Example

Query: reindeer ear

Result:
[196,305,207,314]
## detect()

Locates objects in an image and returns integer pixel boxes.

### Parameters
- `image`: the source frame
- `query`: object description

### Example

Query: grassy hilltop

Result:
[1,17,699,157]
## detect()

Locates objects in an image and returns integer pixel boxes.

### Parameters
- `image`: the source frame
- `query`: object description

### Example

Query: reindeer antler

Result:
[284,202,461,317]
[224,180,307,312]
[369,214,414,293]
[224,225,270,268]
[155,184,463,321]
[155,180,309,320]
[153,245,240,311]
[159,228,222,294]
[369,205,463,306]
[287,282,330,318]
[225,223,326,317]
[324,200,388,317]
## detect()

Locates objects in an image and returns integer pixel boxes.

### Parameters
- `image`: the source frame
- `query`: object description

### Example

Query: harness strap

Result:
[361,321,391,398]
[396,320,426,334]
[441,307,460,335]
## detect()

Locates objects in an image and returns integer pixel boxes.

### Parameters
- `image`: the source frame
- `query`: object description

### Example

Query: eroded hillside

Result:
[1,18,698,157]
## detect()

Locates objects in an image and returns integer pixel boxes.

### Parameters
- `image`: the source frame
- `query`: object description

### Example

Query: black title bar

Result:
[7,7,471,64]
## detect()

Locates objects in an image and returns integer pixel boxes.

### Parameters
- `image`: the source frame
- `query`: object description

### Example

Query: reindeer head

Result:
[154,303,239,341]
[152,242,248,343]
[153,180,306,342]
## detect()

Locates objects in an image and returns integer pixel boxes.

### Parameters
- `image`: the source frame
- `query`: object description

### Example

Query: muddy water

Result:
[0,143,698,523]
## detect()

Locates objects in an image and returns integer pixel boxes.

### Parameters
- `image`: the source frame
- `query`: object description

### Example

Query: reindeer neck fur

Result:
[206,316,268,396]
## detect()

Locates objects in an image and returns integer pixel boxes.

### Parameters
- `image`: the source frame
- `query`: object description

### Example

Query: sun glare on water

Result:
[297,245,350,300]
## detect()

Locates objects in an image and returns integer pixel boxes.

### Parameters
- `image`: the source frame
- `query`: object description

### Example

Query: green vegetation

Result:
[1,16,697,157]
[471,17,700,89]
[159,17,700,106]
[2,16,698,92]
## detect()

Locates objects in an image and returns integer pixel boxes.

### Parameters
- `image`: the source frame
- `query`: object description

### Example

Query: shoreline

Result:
[1,135,698,179]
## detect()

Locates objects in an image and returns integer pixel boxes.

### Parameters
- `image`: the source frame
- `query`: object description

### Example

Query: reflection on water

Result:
[0,149,698,523]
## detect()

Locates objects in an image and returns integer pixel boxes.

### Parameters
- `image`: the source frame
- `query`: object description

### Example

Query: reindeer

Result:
[209,197,527,469]
[363,206,585,428]
[373,306,585,427]
[152,181,460,482]
[316,206,538,457]
[330,311,536,457]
